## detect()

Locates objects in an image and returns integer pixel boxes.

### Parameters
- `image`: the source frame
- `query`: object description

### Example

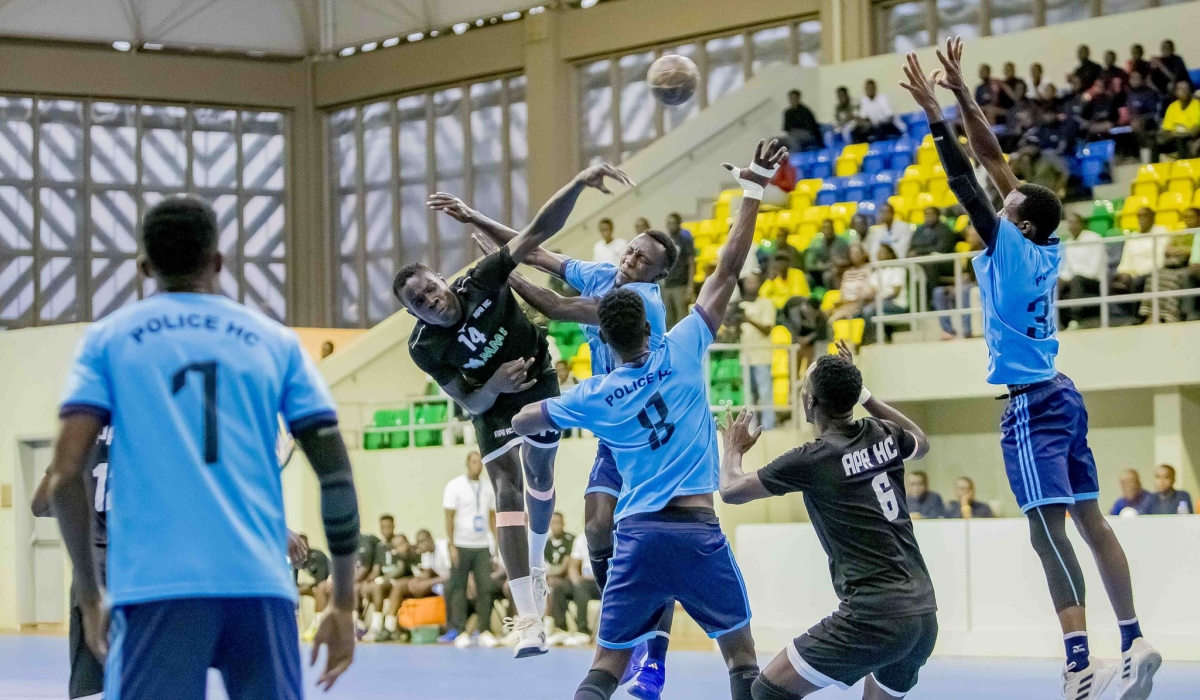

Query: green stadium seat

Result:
[414,402,447,447]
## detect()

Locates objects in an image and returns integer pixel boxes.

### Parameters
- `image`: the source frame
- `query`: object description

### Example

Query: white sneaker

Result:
[1062,658,1117,700]
[563,631,591,647]
[531,567,549,617]
[477,631,499,648]
[547,630,569,646]
[1117,638,1162,700]
[454,631,477,649]
[362,628,379,643]
[504,614,548,659]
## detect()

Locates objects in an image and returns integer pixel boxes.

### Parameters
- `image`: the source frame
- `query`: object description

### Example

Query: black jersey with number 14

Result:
[758,417,936,620]
[408,249,549,394]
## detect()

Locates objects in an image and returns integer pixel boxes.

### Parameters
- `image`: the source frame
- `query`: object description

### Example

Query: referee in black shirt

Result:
[719,342,937,700]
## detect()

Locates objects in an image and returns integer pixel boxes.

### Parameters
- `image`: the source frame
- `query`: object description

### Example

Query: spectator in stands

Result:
[441,452,498,646]
[566,524,598,645]
[1128,43,1152,84]
[865,202,912,260]
[555,360,577,390]
[1075,44,1102,90]
[996,61,1026,112]
[827,244,874,324]
[904,471,945,519]
[1146,464,1194,515]
[1157,80,1200,160]
[364,533,412,642]
[592,218,626,266]
[933,270,976,341]
[544,512,578,643]
[1004,81,1038,141]
[1111,469,1154,515]
[861,243,909,336]
[805,219,850,290]
[909,207,958,297]
[832,86,859,142]
[1184,206,1200,265]
[1099,50,1129,95]
[759,227,803,271]
[355,516,390,630]
[975,63,1001,123]
[1081,78,1121,142]
[783,89,822,153]
[1012,134,1069,198]
[1114,208,1168,315]
[761,253,811,309]
[634,216,651,235]
[320,340,334,359]
[1060,74,1089,133]
[739,272,778,430]
[1126,71,1163,162]
[1030,62,1045,95]
[944,477,995,519]
[1058,214,1107,329]
[852,79,902,143]
[296,534,331,640]
[847,213,871,247]
[661,212,696,328]
[781,296,826,368]
[1151,39,1192,94]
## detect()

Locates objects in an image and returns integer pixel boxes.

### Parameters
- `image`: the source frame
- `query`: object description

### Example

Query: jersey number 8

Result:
[636,392,676,451]
[871,472,900,522]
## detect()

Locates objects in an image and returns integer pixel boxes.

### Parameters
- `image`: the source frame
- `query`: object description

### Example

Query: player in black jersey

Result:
[394,162,634,658]
[32,424,112,699]
[719,343,938,700]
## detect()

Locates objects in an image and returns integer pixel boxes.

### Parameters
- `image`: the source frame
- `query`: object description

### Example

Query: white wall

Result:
[738,517,1200,660]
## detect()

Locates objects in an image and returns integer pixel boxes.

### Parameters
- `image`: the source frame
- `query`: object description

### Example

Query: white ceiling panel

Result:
[150,0,308,54]
[332,0,531,47]
[0,0,135,45]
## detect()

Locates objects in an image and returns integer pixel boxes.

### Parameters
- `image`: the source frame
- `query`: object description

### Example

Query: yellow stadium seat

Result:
[954,214,970,232]
[820,289,841,313]
[914,192,937,210]
[713,189,740,223]
[887,195,910,221]
[1167,159,1198,197]
[829,202,857,226]
[935,189,959,209]
[1158,191,1188,213]
[756,211,778,232]
[909,209,926,225]
[774,209,798,233]
[916,144,938,166]
[571,344,592,380]
[789,191,813,211]
[902,164,926,181]
[841,143,870,162]
[1158,210,1181,229]
[1131,164,1168,199]
[802,205,832,225]
[955,241,972,253]
[1194,189,1200,207]
[795,179,824,200]
[770,326,792,378]
[835,156,860,177]
[927,175,950,198]
[831,318,867,345]
[772,377,790,407]
[794,221,818,249]
[922,134,935,147]
[897,173,924,199]
[1120,195,1152,217]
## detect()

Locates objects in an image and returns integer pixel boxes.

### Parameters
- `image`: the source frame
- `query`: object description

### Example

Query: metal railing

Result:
[864,227,1200,341]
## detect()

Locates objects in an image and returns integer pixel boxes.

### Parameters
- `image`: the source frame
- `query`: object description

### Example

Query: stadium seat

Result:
[1087,200,1116,234]
[842,175,868,202]
[862,142,895,174]
[820,289,841,313]
[1118,195,1152,231]
[889,138,915,170]
[1157,192,1188,228]
[871,171,899,202]
[816,180,841,206]
[774,209,798,234]
[897,166,925,199]
[808,150,836,179]
[414,402,447,447]
[841,142,869,163]
[1167,159,1198,198]
[770,326,792,379]
[835,155,859,177]
[795,178,824,201]
[1131,163,1168,198]
[927,173,949,199]
[713,189,739,223]
[916,143,938,167]
[935,189,959,209]
[829,202,857,231]
[856,200,878,221]
[887,195,911,221]
[1078,140,1116,187]
[571,344,592,380]
[831,318,866,346]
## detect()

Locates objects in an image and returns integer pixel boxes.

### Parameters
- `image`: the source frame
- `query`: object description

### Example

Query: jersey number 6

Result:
[871,472,900,522]
[172,361,219,464]
[636,392,676,451]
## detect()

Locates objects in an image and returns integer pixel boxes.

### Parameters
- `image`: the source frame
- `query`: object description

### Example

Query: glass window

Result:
[752,25,792,74]
[580,59,615,166]
[618,51,657,162]
[798,20,822,67]
[1102,0,1149,15]
[508,76,529,230]
[661,43,702,134]
[0,97,288,328]
[1045,0,1090,26]
[990,0,1036,36]
[936,0,981,44]
[880,1,931,54]
[706,34,746,104]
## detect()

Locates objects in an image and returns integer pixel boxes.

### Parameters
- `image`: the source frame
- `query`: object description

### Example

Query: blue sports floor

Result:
[1,635,1197,699]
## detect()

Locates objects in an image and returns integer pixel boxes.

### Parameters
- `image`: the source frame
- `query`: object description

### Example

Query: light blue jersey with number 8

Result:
[60,292,337,607]
[972,218,1062,386]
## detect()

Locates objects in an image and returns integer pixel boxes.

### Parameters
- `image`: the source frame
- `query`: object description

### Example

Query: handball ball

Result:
[648,54,699,106]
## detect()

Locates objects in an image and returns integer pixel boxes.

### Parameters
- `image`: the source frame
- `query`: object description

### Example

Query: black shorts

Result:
[788,611,938,696]
[476,366,560,461]
[68,555,106,698]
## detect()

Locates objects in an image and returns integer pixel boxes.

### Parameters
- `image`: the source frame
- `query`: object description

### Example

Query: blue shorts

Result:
[585,442,622,498]
[598,508,751,649]
[1001,374,1100,513]
[106,596,301,700]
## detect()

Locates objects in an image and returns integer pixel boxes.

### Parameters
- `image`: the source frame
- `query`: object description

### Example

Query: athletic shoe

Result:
[620,642,648,685]
[437,629,460,645]
[1117,638,1162,700]
[1062,658,1116,700]
[504,615,548,658]
[455,632,477,649]
[563,632,591,647]
[629,658,667,700]
[531,567,549,617]
[375,629,394,643]
[547,630,569,646]
[478,631,499,648]
[362,628,378,643]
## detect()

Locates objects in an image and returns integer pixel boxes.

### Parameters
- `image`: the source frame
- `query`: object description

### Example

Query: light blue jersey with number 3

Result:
[543,309,718,522]
[972,218,1062,386]
[60,293,337,607]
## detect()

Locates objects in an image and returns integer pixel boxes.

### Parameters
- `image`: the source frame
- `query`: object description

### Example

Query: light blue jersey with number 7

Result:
[60,292,337,607]
[542,308,719,522]
[972,218,1062,386]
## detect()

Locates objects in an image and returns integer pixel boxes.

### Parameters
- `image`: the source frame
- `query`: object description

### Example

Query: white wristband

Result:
[858,387,872,405]
[742,185,764,200]
[749,162,779,178]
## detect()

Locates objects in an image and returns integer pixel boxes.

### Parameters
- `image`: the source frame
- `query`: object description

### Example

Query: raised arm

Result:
[429,193,568,276]
[899,47,1001,248]
[718,408,773,505]
[694,139,788,327]
[471,232,599,325]
[508,164,634,265]
[835,341,930,459]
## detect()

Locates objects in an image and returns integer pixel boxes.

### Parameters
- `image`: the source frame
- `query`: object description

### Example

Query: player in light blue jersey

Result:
[901,39,1159,700]
[48,197,362,699]
[511,139,788,700]
[431,189,679,698]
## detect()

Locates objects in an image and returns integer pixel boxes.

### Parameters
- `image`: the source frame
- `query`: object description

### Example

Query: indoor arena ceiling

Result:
[0,0,546,57]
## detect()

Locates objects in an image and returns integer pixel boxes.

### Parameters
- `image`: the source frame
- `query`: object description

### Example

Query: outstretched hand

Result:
[472,232,501,256]
[835,339,855,365]
[577,163,635,194]
[898,52,944,120]
[721,406,762,456]
[722,138,788,188]
[427,192,478,223]
[934,36,968,93]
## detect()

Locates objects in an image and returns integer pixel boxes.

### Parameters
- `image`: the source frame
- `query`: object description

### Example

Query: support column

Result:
[1152,387,1199,495]
[523,6,579,210]
[829,0,873,62]
[287,60,330,327]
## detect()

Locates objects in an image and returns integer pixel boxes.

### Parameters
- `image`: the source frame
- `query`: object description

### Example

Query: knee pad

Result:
[752,675,803,700]
[574,669,618,700]
[729,665,761,700]
[1028,506,1086,612]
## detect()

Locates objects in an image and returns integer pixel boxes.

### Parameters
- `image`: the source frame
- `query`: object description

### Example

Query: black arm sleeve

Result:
[930,120,1000,249]
[295,423,361,557]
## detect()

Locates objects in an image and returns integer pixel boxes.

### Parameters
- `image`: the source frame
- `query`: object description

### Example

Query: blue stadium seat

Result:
[943,104,960,121]
[890,138,915,171]
[816,179,842,206]
[1191,68,1200,87]
[871,170,899,202]
[862,141,897,175]
[842,175,868,202]
[808,150,836,180]
[1077,140,1116,188]
[856,200,878,222]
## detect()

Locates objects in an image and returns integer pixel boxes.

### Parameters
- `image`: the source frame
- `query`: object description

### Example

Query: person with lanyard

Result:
[442,451,499,647]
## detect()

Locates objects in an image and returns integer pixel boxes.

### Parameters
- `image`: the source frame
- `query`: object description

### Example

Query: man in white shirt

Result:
[865,202,913,260]
[591,218,628,266]
[1059,214,1107,329]
[854,79,903,143]
[739,272,779,430]
[442,451,498,646]
[565,528,599,646]
[1114,207,1167,300]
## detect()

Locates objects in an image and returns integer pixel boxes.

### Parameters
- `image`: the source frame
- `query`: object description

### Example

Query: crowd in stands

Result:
[295,452,602,648]
[1111,464,1194,516]
[903,471,996,519]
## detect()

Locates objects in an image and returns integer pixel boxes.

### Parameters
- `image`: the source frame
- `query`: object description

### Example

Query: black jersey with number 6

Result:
[409,249,550,396]
[758,417,936,620]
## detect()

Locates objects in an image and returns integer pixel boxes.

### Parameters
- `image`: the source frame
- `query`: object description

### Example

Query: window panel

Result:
[39,187,81,252]
[581,59,614,163]
[937,0,981,44]
[90,257,138,320]
[662,43,702,133]
[140,105,187,188]
[618,51,657,160]
[331,108,358,189]
[38,256,81,323]
[362,102,392,186]
[192,109,238,190]
[0,256,34,325]
[38,100,83,183]
[0,97,34,180]
[399,183,430,268]
[706,34,746,104]
[366,258,396,324]
[990,0,1036,36]
[752,25,791,74]
[508,77,529,229]
[1046,0,1090,25]
[242,111,285,191]
[0,186,34,252]
[881,2,931,54]
[798,20,822,67]
[90,191,138,255]
[90,103,136,185]
[210,193,240,301]
[243,261,285,321]
[398,95,427,180]
[1102,0,1149,15]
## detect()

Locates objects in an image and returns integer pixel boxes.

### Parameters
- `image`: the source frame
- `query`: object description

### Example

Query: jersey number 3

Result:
[171,361,219,464]
[871,472,900,522]
[636,392,676,451]
[1025,292,1053,339]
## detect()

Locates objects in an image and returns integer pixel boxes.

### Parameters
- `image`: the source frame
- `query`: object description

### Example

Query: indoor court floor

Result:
[0,635,1196,699]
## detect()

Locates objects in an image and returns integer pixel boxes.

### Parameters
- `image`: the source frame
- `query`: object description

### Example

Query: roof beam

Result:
[293,0,321,55]
[144,0,220,41]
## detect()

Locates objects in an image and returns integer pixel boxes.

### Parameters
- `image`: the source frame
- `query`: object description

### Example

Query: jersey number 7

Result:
[172,361,219,464]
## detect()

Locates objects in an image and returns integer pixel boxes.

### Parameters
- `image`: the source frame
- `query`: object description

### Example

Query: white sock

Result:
[528,531,548,570]
[382,600,395,616]
[370,611,383,632]
[510,576,538,617]
[385,615,398,632]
